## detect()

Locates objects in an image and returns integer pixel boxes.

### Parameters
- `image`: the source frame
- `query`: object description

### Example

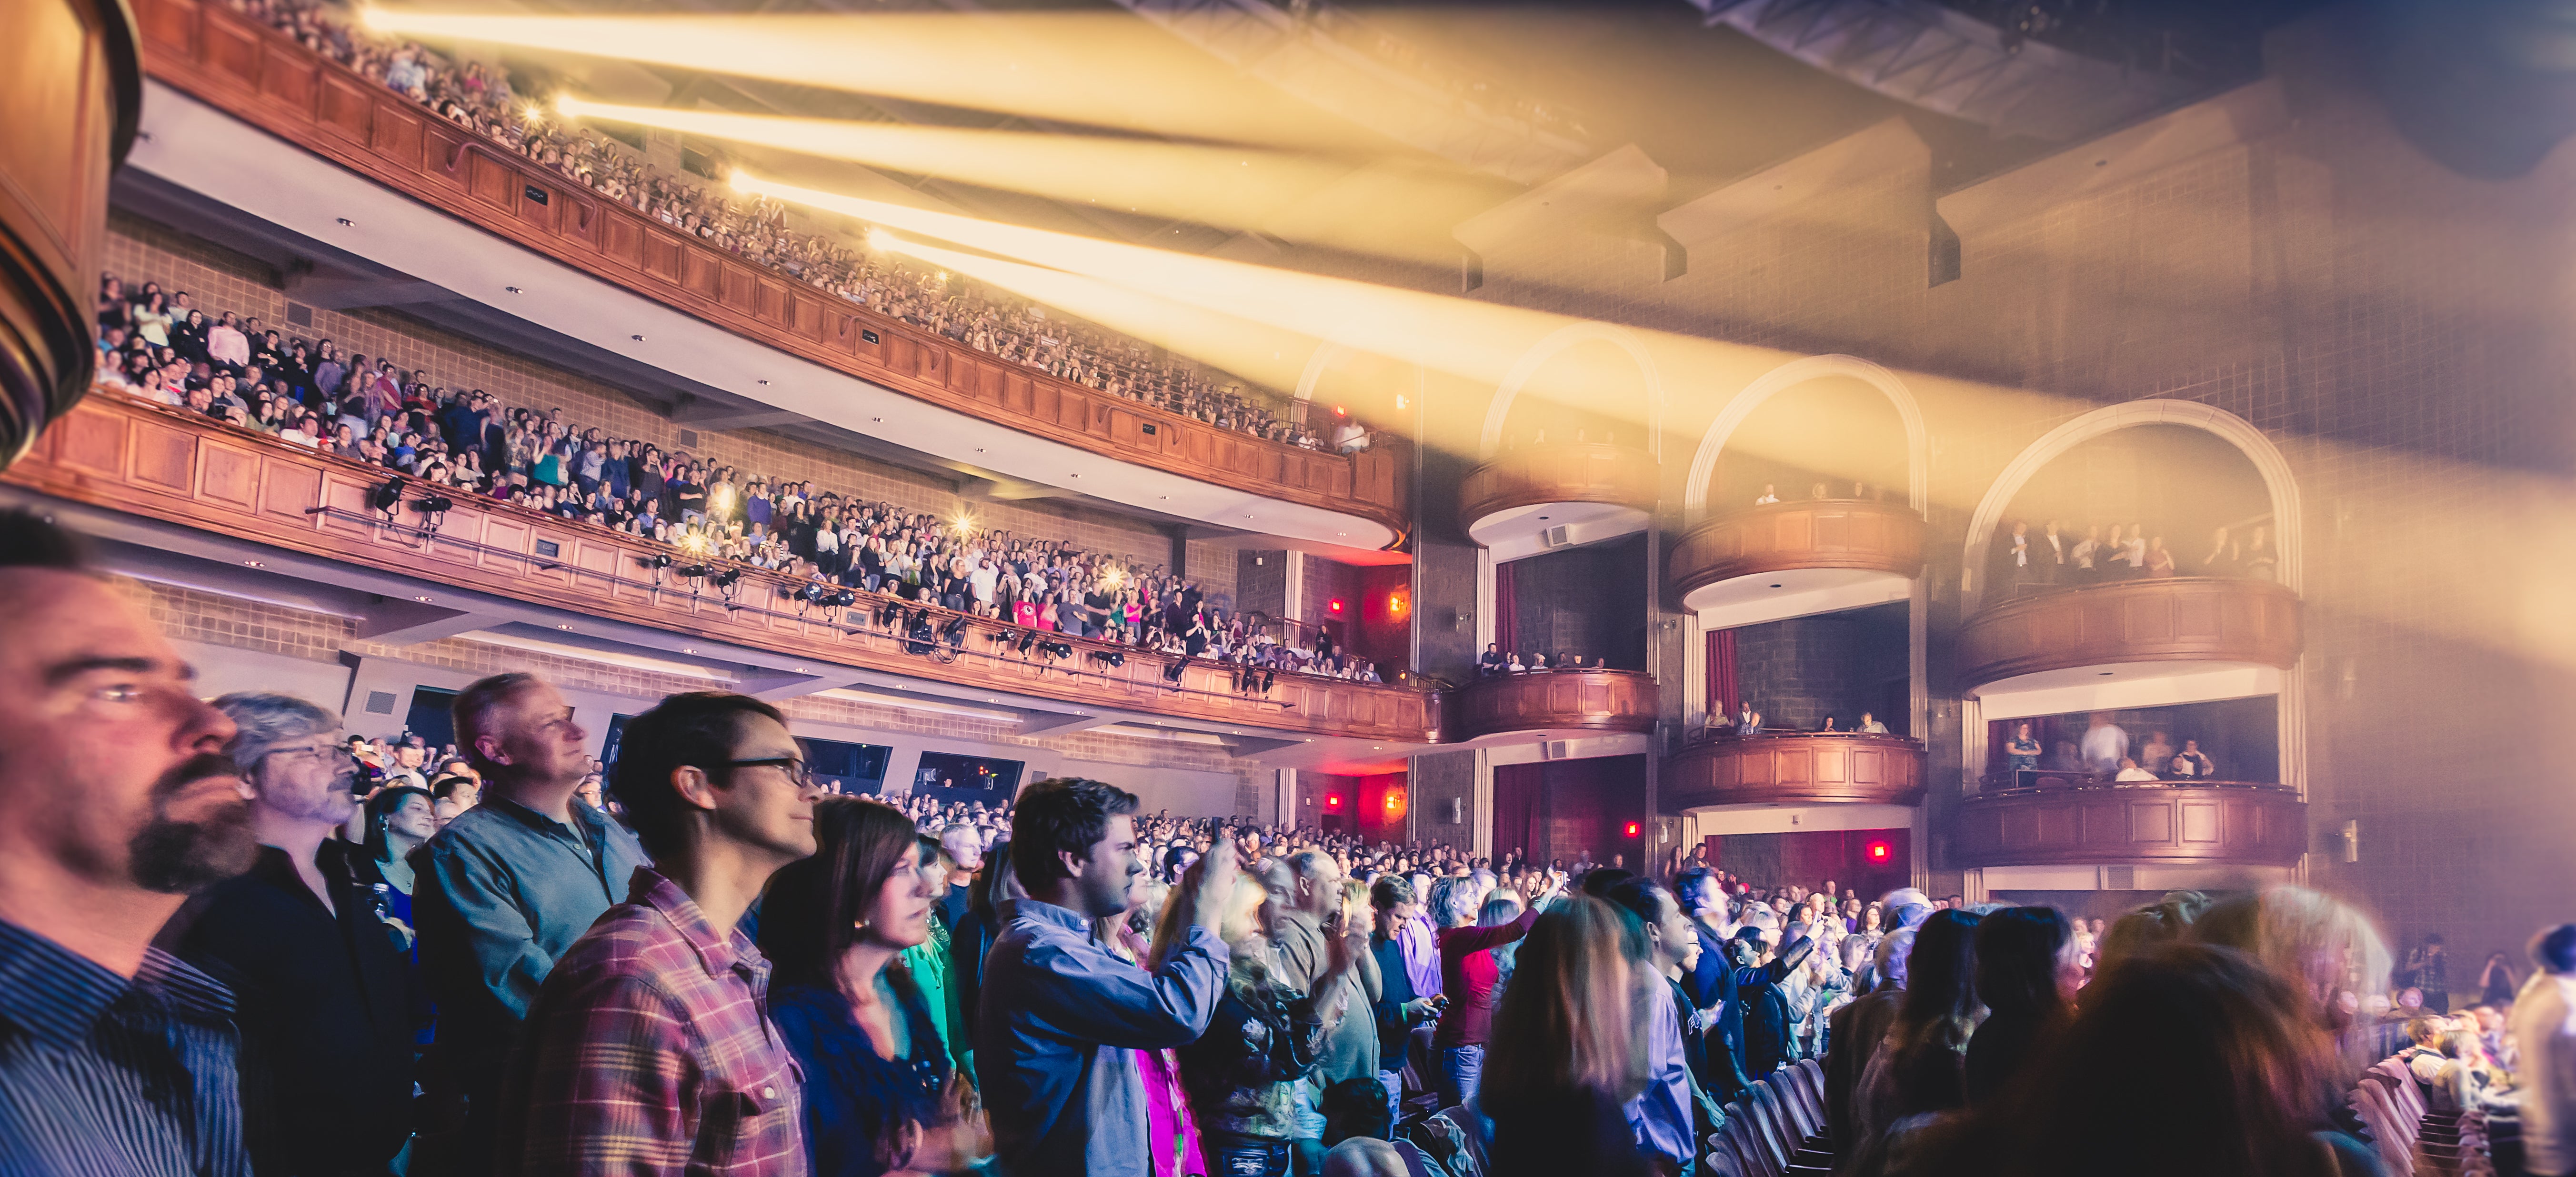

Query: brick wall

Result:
[128,576,1264,808]
[1730,604,1909,733]
[1507,535,1649,670]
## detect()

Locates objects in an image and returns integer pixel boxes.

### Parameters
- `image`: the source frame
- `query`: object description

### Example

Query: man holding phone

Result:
[1367,876,1446,1119]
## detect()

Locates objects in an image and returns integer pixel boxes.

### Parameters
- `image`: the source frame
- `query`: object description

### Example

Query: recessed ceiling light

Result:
[872,417,884,423]
[504,285,522,294]
[243,559,265,568]
[757,379,770,386]
[975,448,986,453]
[1069,473,1080,479]
[556,623,572,630]
[336,217,354,227]
[630,334,646,342]
[682,648,697,654]
[792,666,806,672]
[414,595,433,602]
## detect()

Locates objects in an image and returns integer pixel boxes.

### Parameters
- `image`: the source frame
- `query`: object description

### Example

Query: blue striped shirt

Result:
[0,918,249,1177]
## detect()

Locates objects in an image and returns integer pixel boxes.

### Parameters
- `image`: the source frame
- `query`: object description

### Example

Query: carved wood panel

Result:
[1951,785,2307,867]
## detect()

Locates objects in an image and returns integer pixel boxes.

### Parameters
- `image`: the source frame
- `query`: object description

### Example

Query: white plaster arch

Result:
[1474,321,1669,461]
[1958,399,2302,615]
[1680,354,1930,522]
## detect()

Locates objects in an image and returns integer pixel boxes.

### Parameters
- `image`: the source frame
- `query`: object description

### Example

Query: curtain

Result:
[1491,762,1543,862]
[1707,628,1739,721]
[1494,560,1518,657]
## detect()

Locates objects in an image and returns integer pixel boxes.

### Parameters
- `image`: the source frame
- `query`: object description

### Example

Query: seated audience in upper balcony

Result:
[2114,757,2160,782]
[1855,712,1890,735]
[1479,643,1507,677]
[1754,484,1780,505]
[190,0,1338,453]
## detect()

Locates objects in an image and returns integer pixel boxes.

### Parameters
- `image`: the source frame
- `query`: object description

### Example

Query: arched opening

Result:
[1297,343,1414,442]
[1979,423,2275,600]
[1493,338,1652,452]
[1680,354,1929,521]
[1713,375,1908,510]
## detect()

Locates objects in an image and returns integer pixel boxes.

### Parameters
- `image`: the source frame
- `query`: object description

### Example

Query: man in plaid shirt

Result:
[498,692,826,1176]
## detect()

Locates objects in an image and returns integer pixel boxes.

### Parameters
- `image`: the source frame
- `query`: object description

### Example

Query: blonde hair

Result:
[1482,896,1654,1103]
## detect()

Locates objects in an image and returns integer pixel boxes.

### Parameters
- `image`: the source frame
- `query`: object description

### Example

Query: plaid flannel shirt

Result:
[499,867,807,1177]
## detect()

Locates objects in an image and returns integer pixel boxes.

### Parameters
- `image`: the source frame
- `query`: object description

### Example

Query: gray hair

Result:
[1428,876,1482,927]
[212,692,342,774]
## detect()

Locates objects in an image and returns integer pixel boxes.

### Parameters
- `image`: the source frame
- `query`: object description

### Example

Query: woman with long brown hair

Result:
[1478,895,1655,1177]
[761,797,985,1176]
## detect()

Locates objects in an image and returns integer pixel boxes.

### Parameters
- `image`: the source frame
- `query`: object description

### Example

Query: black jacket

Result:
[172,840,416,1176]
[1734,933,1815,1079]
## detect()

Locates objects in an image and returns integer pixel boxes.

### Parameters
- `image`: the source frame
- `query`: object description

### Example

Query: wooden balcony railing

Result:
[1451,668,1658,739]
[4,393,1441,741]
[1951,783,2308,868]
[1457,442,1658,544]
[1663,732,1924,808]
[1670,500,1924,609]
[125,0,1410,535]
[1955,577,2303,690]
[1,0,139,469]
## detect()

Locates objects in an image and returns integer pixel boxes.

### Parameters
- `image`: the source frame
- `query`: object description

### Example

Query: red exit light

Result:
[1624,821,1642,839]
[1328,598,1345,614]
[1325,794,1344,810]
[1866,838,1894,863]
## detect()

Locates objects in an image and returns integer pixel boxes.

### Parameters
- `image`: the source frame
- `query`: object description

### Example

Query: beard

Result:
[128,752,260,895]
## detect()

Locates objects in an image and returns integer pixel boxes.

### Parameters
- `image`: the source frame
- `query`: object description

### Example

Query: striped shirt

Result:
[497,867,807,1177]
[0,918,249,1177]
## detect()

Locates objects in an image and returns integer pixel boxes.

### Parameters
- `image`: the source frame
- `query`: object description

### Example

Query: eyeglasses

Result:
[268,744,358,768]
[720,758,817,788]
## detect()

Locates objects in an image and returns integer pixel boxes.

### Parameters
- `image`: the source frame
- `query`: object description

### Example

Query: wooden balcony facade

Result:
[1450,668,1659,740]
[1662,732,1926,808]
[1955,577,2303,693]
[1669,500,1922,626]
[1,0,139,468]
[1457,443,1657,561]
[1951,783,2309,868]
[124,0,1409,535]
[5,393,1442,741]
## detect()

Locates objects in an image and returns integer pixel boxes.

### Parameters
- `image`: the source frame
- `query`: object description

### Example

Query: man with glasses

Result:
[496,691,821,1176]
[412,672,648,1176]
[170,693,415,1177]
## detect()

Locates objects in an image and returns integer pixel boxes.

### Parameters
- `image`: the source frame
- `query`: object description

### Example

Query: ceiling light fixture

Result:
[505,285,522,294]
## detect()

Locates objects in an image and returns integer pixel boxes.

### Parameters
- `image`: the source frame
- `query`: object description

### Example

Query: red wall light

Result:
[1328,598,1345,614]
[1387,590,1409,618]
[1865,838,1893,863]
[1325,794,1344,810]
[1624,821,1642,839]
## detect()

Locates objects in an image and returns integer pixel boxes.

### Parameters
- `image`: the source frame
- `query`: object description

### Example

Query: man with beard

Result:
[169,693,414,1176]
[0,510,261,1176]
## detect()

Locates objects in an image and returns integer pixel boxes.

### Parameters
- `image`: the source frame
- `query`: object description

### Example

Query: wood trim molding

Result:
[1450,668,1659,739]
[125,0,1409,534]
[5,392,1442,741]
[1950,784,2308,868]
[1662,733,1925,808]
[1457,442,1659,536]
[1955,577,2303,690]
[1670,500,1924,599]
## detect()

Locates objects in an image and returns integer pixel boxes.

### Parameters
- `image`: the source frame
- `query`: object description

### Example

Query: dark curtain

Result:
[1706,629,1738,720]
[1494,560,1518,656]
[1491,762,1543,862]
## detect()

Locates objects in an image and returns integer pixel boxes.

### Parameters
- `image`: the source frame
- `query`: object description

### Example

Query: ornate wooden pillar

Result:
[0,0,142,468]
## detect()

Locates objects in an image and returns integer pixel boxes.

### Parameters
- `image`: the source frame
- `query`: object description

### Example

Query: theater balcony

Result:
[1956,578,2302,712]
[1458,442,1659,562]
[4,392,1442,755]
[1662,731,1925,808]
[116,0,1409,556]
[1951,782,2309,870]
[1670,499,1924,628]
[1450,668,1659,750]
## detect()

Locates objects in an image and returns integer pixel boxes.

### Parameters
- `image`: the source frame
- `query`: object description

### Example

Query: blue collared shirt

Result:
[975,898,1229,1177]
[0,918,249,1177]
[1624,978,1696,1171]
[411,796,650,1069]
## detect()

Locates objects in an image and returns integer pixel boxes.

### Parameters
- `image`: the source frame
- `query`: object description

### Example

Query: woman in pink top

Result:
[1429,873,1563,1109]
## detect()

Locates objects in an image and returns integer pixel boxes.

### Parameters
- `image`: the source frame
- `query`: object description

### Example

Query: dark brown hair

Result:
[760,796,920,990]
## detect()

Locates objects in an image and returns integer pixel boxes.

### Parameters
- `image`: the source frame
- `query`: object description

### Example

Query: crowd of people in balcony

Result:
[2001,517,2279,592]
[1750,479,1895,506]
[211,0,1345,453]
[10,515,2576,1177]
[91,266,1395,687]
[1707,701,1898,739]
[1996,713,2243,788]
[1473,644,1613,677]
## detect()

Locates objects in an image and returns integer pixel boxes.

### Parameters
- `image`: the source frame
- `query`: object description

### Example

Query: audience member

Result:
[1479,897,1655,1177]
[411,671,652,1172]
[978,778,1235,1176]
[172,693,415,1177]
[2515,924,2576,1177]
[0,510,259,1176]
[1961,906,2074,1106]
[497,690,821,1174]
[1430,871,1560,1108]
